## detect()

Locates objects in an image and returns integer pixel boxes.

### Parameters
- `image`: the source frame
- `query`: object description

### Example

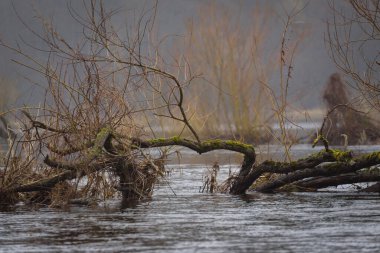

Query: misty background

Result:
[0,0,350,113]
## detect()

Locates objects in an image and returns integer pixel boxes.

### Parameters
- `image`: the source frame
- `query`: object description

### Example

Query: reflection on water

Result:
[1,146,380,252]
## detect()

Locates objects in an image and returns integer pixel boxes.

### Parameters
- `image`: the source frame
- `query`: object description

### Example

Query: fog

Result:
[0,0,349,110]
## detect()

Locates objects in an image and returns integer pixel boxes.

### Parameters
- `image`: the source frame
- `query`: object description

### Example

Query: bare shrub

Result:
[327,0,380,111]
[178,2,308,162]
[321,73,380,145]
[0,0,192,206]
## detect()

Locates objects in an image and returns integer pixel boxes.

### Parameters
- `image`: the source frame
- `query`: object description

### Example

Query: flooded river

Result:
[1,145,380,252]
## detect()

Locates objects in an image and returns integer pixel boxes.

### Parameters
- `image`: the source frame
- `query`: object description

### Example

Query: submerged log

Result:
[3,125,380,208]
[255,152,380,192]
[131,137,256,195]
[228,149,352,194]
[360,182,380,193]
[292,170,380,190]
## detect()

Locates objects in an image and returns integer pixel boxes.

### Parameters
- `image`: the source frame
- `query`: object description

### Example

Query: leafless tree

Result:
[1,1,380,208]
[327,0,380,111]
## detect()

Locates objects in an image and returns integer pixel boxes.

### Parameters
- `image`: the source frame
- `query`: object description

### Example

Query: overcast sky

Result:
[0,0,349,109]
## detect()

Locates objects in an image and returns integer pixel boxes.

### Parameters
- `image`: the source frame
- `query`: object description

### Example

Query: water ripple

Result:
[1,164,380,252]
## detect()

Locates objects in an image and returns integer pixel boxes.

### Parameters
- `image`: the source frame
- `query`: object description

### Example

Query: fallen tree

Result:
[2,124,380,205]
[1,1,380,209]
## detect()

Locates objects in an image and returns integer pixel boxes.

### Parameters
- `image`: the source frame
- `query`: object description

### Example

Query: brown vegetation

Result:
[1,1,380,209]
[327,0,380,111]
[176,2,308,153]
[319,73,380,145]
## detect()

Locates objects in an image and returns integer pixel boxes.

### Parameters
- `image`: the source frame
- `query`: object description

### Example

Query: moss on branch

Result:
[132,137,255,157]
[254,151,380,192]
[130,136,257,195]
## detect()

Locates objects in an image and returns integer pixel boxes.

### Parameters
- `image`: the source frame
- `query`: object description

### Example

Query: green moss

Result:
[96,127,112,140]
[312,135,329,151]
[308,150,325,159]
[101,127,111,135]
[361,151,380,161]
[90,142,104,156]
[203,139,221,145]
[309,150,327,159]
[87,127,113,157]
[200,139,254,153]
[171,136,181,143]
[148,136,183,145]
[306,149,352,162]
[330,149,352,162]
[225,140,254,150]
[149,138,167,144]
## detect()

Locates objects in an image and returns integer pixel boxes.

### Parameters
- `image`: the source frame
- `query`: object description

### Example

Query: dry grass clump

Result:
[175,2,308,152]
[117,156,165,201]
[200,162,220,193]
[179,3,274,143]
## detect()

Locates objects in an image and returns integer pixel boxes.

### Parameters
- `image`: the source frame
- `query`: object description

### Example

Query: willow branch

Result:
[21,110,69,134]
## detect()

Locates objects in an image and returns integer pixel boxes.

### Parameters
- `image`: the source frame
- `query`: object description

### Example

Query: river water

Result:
[1,145,380,252]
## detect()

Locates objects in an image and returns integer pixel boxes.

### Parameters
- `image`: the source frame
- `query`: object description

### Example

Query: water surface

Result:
[1,147,380,252]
